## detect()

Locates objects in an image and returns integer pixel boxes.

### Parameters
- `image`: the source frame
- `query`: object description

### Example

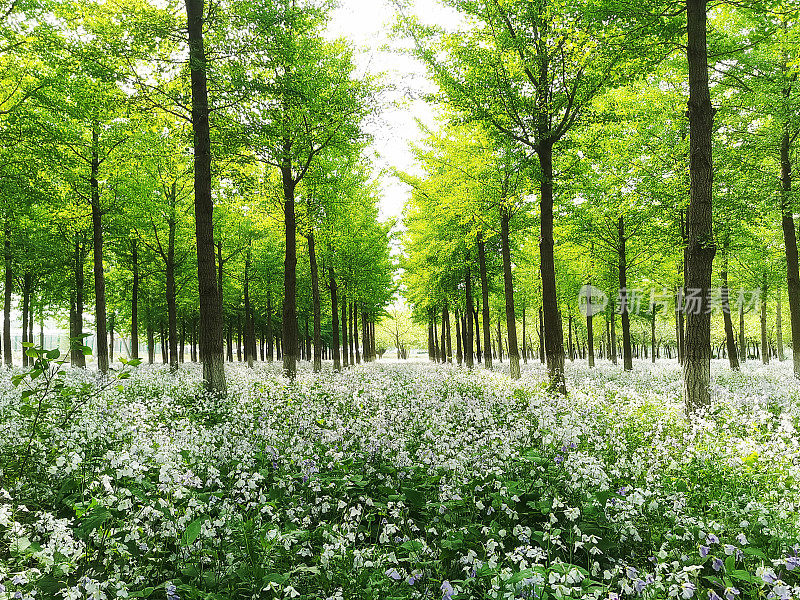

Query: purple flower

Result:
[712,558,724,572]
[699,545,710,558]
[625,566,638,579]
[441,580,455,600]
[385,568,402,581]
[786,556,800,571]
[555,455,564,465]
[724,587,740,600]
[407,575,417,585]
[634,579,647,593]
[618,487,628,496]
[709,593,722,600]
[707,534,720,544]
[723,544,736,556]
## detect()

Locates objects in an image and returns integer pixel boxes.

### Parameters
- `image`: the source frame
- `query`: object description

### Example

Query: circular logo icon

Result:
[578,284,608,317]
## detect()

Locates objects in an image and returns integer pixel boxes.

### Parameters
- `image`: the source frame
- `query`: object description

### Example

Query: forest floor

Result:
[1,359,799,600]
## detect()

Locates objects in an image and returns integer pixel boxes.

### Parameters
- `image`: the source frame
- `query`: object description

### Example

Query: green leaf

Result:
[81,346,93,356]
[46,348,60,359]
[128,588,155,598]
[182,515,207,545]
[730,570,754,584]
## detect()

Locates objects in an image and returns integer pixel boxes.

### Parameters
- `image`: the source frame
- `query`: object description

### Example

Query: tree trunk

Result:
[538,307,544,363]
[21,273,29,367]
[348,301,355,365]
[185,0,226,393]
[244,247,255,368]
[777,290,785,361]
[478,239,493,370]
[341,292,349,367]
[684,0,717,412]
[465,267,474,368]
[522,303,528,364]
[3,224,10,366]
[739,301,746,363]
[427,318,435,362]
[496,319,503,363]
[500,210,521,378]
[109,312,115,363]
[538,141,566,393]
[266,293,274,362]
[618,216,633,371]
[720,246,740,371]
[131,239,139,360]
[166,207,178,371]
[610,303,618,365]
[473,305,481,364]
[308,232,322,372]
[651,309,656,364]
[568,312,574,361]
[280,155,299,378]
[780,126,800,376]
[90,122,109,374]
[72,234,86,368]
[761,273,770,365]
[330,266,341,371]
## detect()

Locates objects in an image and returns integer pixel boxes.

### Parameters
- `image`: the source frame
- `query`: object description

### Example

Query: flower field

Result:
[1,359,800,600]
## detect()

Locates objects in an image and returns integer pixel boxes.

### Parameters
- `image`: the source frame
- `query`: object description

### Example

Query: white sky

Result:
[325,0,461,222]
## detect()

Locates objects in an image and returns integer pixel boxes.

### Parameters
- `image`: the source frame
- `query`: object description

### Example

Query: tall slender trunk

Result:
[166,206,178,371]
[354,303,360,364]
[146,288,154,364]
[761,272,770,365]
[465,267,474,368]
[131,239,139,359]
[473,306,481,364]
[496,319,503,362]
[330,266,341,370]
[568,312,574,361]
[739,301,746,363]
[444,305,452,362]
[280,155,298,378]
[720,246,740,371]
[587,312,595,368]
[244,246,254,368]
[427,319,435,362]
[618,216,633,371]
[478,239,493,370]
[610,304,617,365]
[522,303,528,365]
[21,273,29,367]
[341,291,349,367]
[72,234,86,368]
[780,124,800,376]
[185,0,225,393]
[651,309,656,364]
[308,232,322,372]
[455,309,463,365]
[266,292,273,362]
[348,301,355,365]
[3,224,10,366]
[777,290,785,361]
[538,141,566,393]
[538,307,544,363]
[108,313,115,363]
[90,122,109,374]
[684,0,717,412]
[500,210,520,378]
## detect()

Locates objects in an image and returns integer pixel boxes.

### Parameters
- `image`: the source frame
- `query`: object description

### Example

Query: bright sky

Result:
[325,0,460,223]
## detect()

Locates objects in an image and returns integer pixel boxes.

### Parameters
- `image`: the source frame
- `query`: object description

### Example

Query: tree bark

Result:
[185,0,226,393]
[777,290,785,361]
[90,122,109,374]
[71,233,86,368]
[500,209,521,378]
[308,232,322,372]
[618,216,633,371]
[465,267,474,368]
[341,291,349,367]
[720,246,740,371]
[684,0,717,412]
[739,301,746,363]
[280,155,299,378]
[780,126,800,376]
[21,273,29,367]
[244,246,255,368]
[166,202,178,371]
[478,239,493,370]
[131,239,139,360]
[538,141,566,393]
[329,266,341,371]
[761,273,770,365]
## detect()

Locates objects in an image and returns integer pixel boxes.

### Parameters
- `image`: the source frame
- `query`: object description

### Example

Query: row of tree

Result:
[0,0,395,391]
[397,0,800,411]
